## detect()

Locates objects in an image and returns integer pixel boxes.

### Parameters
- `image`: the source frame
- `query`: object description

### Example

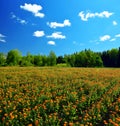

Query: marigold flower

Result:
[35,120,39,126]
[28,124,33,126]
[63,121,67,126]
[103,120,108,125]
[69,122,73,126]
[4,113,8,117]
[116,117,120,122]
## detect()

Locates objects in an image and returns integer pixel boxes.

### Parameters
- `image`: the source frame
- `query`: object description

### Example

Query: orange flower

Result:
[116,117,120,122]
[63,121,67,126]
[117,98,120,102]
[109,119,119,126]
[69,122,73,126]
[34,106,38,110]
[2,117,5,121]
[103,120,108,125]
[23,113,27,118]
[35,120,39,126]
[28,124,33,126]
[4,113,8,117]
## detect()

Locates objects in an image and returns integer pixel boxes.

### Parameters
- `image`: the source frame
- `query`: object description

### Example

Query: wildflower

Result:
[63,121,67,126]
[69,122,73,126]
[117,98,120,102]
[35,120,39,126]
[4,113,8,117]
[28,124,33,126]
[23,113,27,118]
[116,117,120,122]
[2,117,5,121]
[103,120,108,125]
[34,106,38,110]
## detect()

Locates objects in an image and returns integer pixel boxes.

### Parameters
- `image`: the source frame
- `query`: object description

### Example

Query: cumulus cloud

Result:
[110,38,116,42]
[113,21,117,26]
[100,35,111,41]
[11,12,27,25]
[48,41,56,45]
[78,11,113,21]
[115,34,120,38]
[109,34,120,42]
[33,31,45,37]
[47,32,66,39]
[0,33,6,42]
[20,3,44,18]
[47,19,71,28]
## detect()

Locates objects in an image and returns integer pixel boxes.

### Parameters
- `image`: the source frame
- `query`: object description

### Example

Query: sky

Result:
[0,0,120,56]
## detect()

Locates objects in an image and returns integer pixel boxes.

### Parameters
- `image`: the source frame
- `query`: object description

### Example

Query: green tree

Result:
[57,56,65,64]
[109,48,118,67]
[42,55,48,66]
[0,53,6,66]
[6,49,22,66]
[118,47,120,67]
[20,52,34,66]
[48,51,57,66]
[94,54,103,67]
[65,54,76,67]
[34,55,43,66]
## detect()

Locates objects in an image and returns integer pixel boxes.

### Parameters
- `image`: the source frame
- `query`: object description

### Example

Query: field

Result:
[0,67,120,126]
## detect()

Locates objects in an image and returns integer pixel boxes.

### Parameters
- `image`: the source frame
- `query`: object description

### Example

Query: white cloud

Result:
[113,21,117,26]
[11,12,27,25]
[110,38,116,41]
[73,41,85,46]
[33,31,45,37]
[20,20,27,24]
[0,34,5,38]
[48,41,56,45]
[11,13,16,18]
[0,33,6,42]
[20,3,44,18]
[78,11,113,21]
[115,34,120,38]
[100,35,111,41]
[0,39,6,43]
[47,32,66,39]
[47,19,71,28]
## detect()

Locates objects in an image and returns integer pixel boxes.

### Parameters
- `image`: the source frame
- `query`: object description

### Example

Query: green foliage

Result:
[0,53,6,66]
[34,55,43,66]
[1,47,120,67]
[101,48,120,67]
[48,51,57,66]
[56,63,69,67]
[20,53,34,67]
[20,56,33,67]
[64,49,103,67]
[6,49,22,66]
[57,56,65,64]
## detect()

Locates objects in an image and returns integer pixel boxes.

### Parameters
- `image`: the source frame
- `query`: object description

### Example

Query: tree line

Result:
[0,47,120,67]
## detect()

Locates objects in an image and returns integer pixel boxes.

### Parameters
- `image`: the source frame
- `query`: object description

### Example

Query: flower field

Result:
[0,67,120,126]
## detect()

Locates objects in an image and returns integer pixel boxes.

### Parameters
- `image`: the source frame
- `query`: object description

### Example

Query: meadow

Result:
[0,67,120,126]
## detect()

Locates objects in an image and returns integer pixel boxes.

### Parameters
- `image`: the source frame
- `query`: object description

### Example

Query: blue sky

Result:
[0,0,120,56]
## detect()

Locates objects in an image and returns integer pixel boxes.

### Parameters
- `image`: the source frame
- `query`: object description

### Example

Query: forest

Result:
[0,47,120,67]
